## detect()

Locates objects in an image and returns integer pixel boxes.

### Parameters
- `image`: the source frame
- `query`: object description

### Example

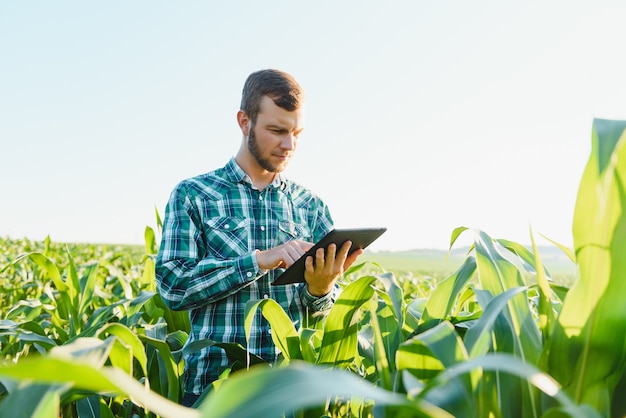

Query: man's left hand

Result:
[304,241,363,297]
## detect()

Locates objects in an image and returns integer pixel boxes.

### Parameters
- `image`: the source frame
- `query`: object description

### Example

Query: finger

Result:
[305,255,314,272]
[298,240,314,252]
[336,241,352,259]
[283,245,305,267]
[344,248,364,270]
[333,241,351,269]
[315,247,325,271]
[320,244,338,274]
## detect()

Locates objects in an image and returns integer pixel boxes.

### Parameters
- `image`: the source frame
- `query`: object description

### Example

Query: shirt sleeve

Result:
[155,183,264,311]
[299,284,338,313]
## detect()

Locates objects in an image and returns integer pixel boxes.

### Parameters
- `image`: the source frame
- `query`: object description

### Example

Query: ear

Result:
[237,110,250,136]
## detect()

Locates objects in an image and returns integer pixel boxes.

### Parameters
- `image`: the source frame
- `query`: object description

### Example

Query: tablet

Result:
[271,227,387,286]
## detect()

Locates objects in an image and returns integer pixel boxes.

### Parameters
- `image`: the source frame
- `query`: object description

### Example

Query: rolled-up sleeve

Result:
[155,183,264,311]
[299,285,338,313]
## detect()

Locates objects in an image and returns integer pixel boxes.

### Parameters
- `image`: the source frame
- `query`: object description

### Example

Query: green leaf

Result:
[179,339,264,368]
[317,275,377,367]
[98,323,148,380]
[0,383,66,418]
[497,238,550,277]
[449,226,470,249]
[530,227,557,341]
[298,328,322,363]
[473,231,541,360]
[538,232,576,263]
[145,226,158,255]
[25,253,66,292]
[398,321,475,416]
[366,299,393,390]
[244,298,302,360]
[464,286,527,358]
[65,248,81,309]
[198,361,452,418]
[419,255,476,333]
[397,321,468,380]
[139,335,180,402]
[26,253,74,323]
[422,353,601,418]
[77,262,100,320]
[375,271,404,337]
[150,292,190,334]
[0,357,199,418]
[76,395,101,418]
[548,118,626,414]
[155,205,163,232]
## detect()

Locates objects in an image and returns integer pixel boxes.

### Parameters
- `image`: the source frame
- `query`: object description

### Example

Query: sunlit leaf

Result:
[548,118,626,414]
[317,276,377,367]
[199,362,452,418]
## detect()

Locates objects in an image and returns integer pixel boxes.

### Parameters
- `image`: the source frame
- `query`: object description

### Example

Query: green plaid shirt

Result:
[155,158,335,394]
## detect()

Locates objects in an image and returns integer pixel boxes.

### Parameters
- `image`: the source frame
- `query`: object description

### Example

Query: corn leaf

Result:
[244,298,302,360]
[198,361,452,418]
[419,255,476,333]
[0,358,198,418]
[433,353,601,418]
[398,321,468,380]
[145,225,158,255]
[139,335,180,402]
[529,227,557,342]
[98,322,148,380]
[465,286,528,358]
[0,383,65,418]
[75,395,101,418]
[317,275,376,367]
[77,262,99,321]
[547,118,626,414]
[473,231,541,360]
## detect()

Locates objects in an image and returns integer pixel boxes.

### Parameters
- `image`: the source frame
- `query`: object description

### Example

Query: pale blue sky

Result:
[1,1,625,251]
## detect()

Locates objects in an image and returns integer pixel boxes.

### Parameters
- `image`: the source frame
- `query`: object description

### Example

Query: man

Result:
[155,69,363,407]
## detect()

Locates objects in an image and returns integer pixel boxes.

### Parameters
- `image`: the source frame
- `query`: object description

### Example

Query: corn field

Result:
[2,118,626,417]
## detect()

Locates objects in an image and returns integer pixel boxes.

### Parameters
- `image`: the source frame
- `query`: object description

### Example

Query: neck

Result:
[234,152,276,190]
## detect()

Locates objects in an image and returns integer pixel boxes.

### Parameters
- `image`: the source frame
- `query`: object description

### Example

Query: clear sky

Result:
[1,1,625,251]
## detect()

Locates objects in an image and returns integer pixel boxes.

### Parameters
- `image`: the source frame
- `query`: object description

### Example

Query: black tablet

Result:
[271,227,387,286]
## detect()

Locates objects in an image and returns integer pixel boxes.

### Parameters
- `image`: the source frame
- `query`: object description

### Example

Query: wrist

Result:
[306,284,330,298]
[255,249,268,271]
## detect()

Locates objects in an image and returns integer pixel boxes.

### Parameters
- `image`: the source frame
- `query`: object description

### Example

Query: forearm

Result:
[156,250,263,310]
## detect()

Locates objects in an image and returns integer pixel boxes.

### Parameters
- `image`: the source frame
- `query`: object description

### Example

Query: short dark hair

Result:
[240,69,304,123]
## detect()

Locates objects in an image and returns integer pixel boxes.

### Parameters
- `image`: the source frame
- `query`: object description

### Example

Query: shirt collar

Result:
[225,157,286,190]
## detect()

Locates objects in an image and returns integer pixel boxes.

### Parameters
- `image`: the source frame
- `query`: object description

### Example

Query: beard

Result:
[247,124,285,173]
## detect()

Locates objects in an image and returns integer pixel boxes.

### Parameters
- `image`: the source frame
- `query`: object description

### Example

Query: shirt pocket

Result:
[205,217,250,258]
[277,220,311,243]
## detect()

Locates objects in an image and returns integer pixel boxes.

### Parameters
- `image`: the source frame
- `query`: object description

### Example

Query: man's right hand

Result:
[256,240,314,270]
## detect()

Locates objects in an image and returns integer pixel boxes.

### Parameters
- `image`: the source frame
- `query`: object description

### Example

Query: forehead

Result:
[257,95,305,128]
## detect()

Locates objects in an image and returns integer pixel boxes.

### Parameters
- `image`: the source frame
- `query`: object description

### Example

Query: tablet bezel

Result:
[271,227,387,286]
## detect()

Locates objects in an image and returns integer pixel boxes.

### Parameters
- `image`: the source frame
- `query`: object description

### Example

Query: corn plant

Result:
[0,227,191,417]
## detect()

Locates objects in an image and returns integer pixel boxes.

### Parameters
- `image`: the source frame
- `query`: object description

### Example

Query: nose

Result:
[281,133,297,150]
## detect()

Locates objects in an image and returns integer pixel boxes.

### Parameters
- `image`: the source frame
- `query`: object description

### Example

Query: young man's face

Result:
[246,95,305,173]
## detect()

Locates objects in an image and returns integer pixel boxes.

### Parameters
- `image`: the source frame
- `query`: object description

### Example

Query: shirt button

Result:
[263,294,269,299]
[246,272,253,278]
[224,224,230,229]
[258,195,263,200]
[268,329,272,335]
[260,226,265,231]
